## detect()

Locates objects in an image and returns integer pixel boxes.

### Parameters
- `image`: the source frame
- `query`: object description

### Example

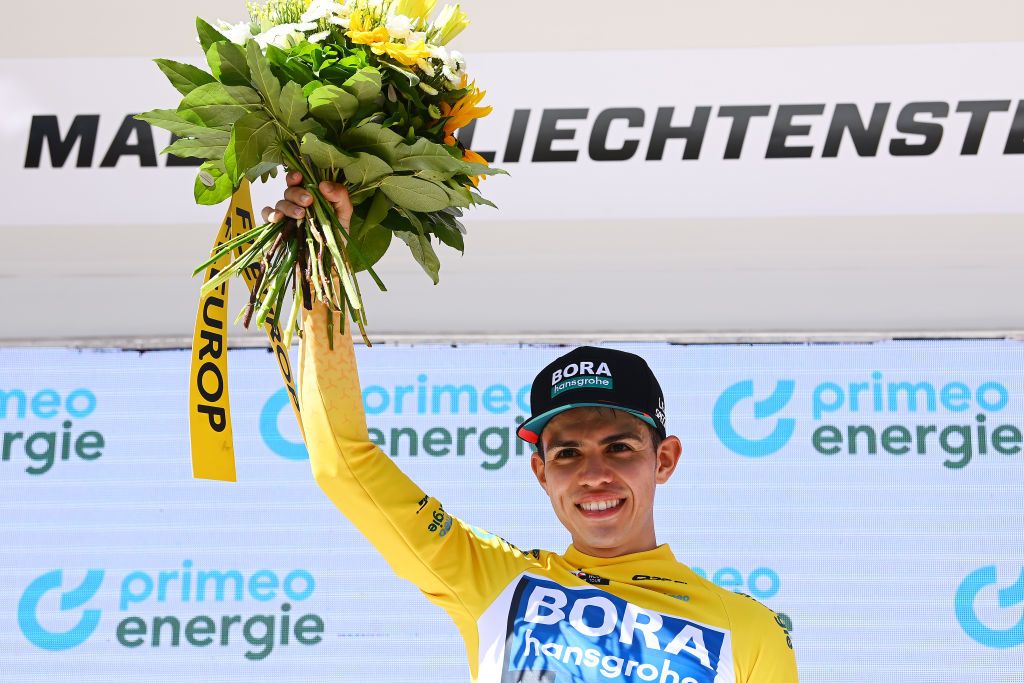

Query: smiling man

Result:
[273,174,798,682]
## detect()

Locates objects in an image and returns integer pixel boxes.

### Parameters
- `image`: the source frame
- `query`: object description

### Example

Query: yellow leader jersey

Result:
[299,304,799,683]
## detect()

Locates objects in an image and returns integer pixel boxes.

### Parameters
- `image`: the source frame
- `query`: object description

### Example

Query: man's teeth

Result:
[579,499,623,512]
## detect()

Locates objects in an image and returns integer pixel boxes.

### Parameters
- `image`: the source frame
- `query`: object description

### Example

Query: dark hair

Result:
[534,408,665,459]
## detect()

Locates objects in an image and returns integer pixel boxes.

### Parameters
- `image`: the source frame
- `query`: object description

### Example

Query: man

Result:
[267,173,798,682]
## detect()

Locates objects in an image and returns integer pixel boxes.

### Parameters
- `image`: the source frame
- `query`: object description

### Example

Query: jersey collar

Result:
[563,543,677,567]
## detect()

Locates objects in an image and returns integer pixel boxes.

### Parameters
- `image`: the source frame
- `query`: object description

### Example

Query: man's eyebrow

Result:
[546,432,644,450]
[599,431,644,444]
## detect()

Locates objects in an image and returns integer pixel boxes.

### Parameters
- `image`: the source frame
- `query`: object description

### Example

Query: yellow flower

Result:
[440,84,492,145]
[461,147,489,186]
[373,39,432,67]
[395,0,438,22]
[347,8,389,46]
[432,4,469,45]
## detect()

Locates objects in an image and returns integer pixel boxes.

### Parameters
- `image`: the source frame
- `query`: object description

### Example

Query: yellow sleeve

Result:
[298,302,529,619]
[727,593,799,682]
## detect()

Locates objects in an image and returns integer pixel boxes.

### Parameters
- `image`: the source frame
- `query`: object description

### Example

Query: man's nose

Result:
[577,453,614,486]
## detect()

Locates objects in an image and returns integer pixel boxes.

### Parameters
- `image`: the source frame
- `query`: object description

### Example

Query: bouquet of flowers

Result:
[139,0,502,345]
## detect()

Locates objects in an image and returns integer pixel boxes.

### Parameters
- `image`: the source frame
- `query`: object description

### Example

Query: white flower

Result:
[308,29,332,43]
[255,23,306,50]
[216,20,255,45]
[385,14,414,40]
[428,43,448,61]
[406,30,426,44]
[441,49,465,83]
[328,15,351,27]
[296,22,318,31]
[301,0,345,23]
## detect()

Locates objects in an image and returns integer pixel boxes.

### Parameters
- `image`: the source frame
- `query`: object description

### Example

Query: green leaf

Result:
[432,217,465,253]
[206,42,250,86]
[380,175,449,212]
[135,109,229,144]
[342,67,382,108]
[245,161,280,183]
[308,85,359,123]
[161,137,226,160]
[343,152,392,187]
[246,40,282,109]
[381,60,419,86]
[394,229,440,284]
[363,190,393,230]
[348,221,393,272]
[265,44,317,85]
[469,191,498,209]
[196,17,227,53]
[461,161,507,177]
[154,59,215,96]
[228,111,277,184]
[414,169,454,184]
[392,138,465,175]
[194,160,233,205]
[338,122,405,165]
[278,80,310,133]
[302,79,324,98]
[223,135,239,185]
[299,133,355,176]
[440,180,472,208]
[179,82,261,128]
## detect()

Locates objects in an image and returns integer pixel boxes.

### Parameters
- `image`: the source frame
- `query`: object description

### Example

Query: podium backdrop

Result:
[2,339,1021,682]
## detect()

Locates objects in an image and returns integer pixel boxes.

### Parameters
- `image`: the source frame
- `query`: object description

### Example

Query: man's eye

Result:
[553,449,579,459]
[608,442,633,452]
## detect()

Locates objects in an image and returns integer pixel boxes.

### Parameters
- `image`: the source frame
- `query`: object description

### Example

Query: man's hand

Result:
[261,171,354,230]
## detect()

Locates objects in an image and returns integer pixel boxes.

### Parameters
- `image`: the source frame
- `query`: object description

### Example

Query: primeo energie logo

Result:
[956,566,1024,649]
[18,562,324,660]
[262,374,537,470]
[1,387,104,475]
[713,373,1021,469]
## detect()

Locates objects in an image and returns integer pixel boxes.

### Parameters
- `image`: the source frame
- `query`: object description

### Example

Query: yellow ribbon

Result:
[189,181,304,481]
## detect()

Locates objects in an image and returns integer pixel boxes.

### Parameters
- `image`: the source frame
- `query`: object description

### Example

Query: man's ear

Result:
[654,436,682,485]
[530,451,548,492]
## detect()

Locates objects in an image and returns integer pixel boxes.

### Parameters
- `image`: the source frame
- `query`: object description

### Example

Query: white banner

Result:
[2,42,1023,227]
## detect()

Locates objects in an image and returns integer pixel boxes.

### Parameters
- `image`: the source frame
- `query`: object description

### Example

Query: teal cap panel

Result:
[516,402,658,444]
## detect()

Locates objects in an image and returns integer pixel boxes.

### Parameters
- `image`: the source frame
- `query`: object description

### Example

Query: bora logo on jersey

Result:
[505,576,728,682]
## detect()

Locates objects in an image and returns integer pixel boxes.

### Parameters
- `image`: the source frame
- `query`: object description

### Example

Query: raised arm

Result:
[268,174,530,621]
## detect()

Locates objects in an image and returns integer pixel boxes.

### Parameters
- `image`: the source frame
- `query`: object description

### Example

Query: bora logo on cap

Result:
[551,362,614,398]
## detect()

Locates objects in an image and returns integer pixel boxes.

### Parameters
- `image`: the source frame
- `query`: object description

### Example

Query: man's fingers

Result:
[319,181,353,227]
[264,176,349,225]
[275,199,305,219]
[284,186,314,207]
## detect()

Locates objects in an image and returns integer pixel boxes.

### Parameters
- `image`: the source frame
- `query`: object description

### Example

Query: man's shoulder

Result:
[684,569,784,630]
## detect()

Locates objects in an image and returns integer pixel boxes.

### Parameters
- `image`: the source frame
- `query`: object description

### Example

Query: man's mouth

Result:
[576,498,625,516]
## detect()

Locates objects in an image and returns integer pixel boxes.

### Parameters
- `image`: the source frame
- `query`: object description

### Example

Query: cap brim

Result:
[516,403,658,444]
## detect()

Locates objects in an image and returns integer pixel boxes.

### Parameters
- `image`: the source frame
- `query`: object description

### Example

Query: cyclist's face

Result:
[531,407,681,558]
